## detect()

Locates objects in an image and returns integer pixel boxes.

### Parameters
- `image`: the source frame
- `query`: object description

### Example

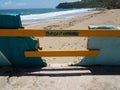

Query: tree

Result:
[56,0,120,9]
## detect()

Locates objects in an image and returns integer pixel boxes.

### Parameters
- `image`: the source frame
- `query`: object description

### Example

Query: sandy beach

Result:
[26,9,120,65]
[25,9,120,30]
[1,9,120,90]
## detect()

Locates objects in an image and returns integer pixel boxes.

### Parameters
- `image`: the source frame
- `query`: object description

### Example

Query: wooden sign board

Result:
[46,30,79,36]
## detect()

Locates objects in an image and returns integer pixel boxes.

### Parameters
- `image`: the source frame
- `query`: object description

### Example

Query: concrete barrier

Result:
[80,25,120,66]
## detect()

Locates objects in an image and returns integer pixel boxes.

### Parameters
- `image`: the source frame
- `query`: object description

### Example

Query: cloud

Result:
[3,1,26,6]
[4,1,12,6]
[16,3,27,6]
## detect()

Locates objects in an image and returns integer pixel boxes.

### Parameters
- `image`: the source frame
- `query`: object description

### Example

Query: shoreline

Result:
[25,9,120,30]
[24,10,102,30]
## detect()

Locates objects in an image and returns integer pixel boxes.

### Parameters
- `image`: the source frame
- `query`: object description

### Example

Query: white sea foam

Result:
[21,8,93,24]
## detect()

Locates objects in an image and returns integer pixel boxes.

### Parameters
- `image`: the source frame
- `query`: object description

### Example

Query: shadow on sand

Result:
[0,66,120,77]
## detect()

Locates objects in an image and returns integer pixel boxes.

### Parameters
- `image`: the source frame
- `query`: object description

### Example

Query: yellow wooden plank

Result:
[0,29,120,37]
[24,50,99,57]
[0,29,46,37]
[79,30,120,37]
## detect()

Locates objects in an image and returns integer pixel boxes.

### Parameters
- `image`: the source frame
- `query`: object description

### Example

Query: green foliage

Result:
[56,0,120,9]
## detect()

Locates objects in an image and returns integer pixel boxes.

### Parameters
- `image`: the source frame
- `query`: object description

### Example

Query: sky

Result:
[0,0,80,9]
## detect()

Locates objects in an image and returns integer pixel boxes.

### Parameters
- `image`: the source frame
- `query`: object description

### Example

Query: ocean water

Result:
[0,8,95,24]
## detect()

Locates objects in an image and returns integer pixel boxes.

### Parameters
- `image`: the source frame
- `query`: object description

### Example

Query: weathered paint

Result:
[80,37,120,65]
[80,26,120,65]
[0,14,46,67]
[0,51,11,66]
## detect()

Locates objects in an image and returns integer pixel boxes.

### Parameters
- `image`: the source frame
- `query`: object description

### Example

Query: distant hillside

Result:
[56,0,120,9]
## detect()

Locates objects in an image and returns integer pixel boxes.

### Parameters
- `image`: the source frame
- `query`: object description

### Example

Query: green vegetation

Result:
[56,0,120,9]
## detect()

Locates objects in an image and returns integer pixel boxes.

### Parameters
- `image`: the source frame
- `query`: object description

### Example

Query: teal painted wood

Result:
[80,25,120,66]
[0,14,46,67]
[0,37,46,66]
[8,37,46,66]
[0,51,11,66]
[0,14,22,29]
[0,37,12,65]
